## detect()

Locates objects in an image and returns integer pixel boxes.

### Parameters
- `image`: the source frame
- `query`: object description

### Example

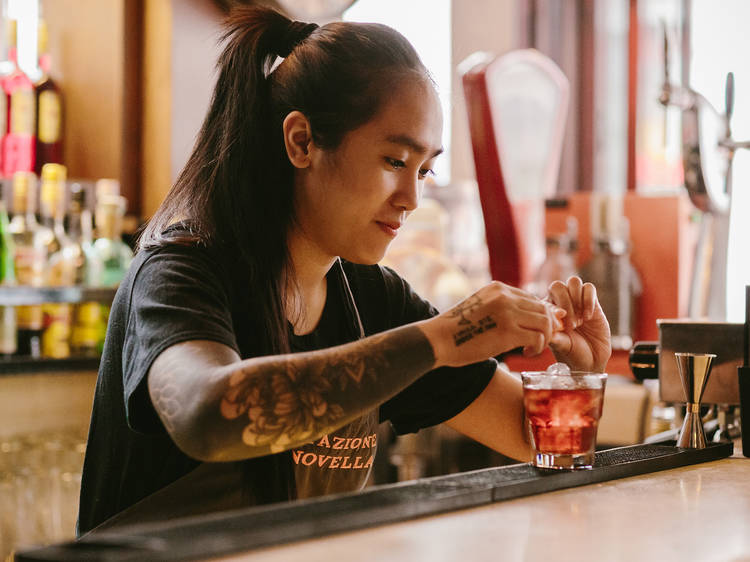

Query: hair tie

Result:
[275,21,318,58]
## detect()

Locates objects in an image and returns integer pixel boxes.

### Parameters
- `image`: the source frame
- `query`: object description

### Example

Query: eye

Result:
[418,168,435,180]
[385,157,406,170]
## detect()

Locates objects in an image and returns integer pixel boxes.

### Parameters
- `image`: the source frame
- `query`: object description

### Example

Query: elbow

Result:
[159,413,219,462]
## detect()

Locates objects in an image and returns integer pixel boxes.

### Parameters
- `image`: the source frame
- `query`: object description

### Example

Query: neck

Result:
[285,225,337,335]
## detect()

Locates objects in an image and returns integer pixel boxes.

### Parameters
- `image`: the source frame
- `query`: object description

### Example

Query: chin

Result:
[340,246,388,266]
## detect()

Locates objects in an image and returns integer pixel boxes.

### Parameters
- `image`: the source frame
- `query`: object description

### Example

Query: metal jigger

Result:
[675,352,716,448]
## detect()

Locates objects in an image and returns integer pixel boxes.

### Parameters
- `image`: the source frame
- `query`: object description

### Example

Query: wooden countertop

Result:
[219,449,750,562]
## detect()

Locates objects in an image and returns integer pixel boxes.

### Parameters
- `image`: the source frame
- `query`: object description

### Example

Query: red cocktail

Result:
[522,371,607,470]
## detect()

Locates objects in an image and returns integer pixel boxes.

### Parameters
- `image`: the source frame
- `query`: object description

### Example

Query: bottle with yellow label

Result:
[39,163,74,358]
[1,20,36,177]
[7,172,48,357]
[35,19,63,175]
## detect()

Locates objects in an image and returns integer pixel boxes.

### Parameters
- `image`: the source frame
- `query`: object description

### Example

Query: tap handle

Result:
[662,21,670,86]
[725,71,735,126]
[661,21,670,146]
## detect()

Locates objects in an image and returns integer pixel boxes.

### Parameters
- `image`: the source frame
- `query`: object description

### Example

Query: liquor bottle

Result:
[87,194,133,288]
[51,180,90,286]
[34,19,63,175]
[0,199,17,356]
[66,183,104,356]
[8,171,47,357]
[84,194,132,353]
[579,194,642,350]
[39,163,72,357]
[1,20,36,177]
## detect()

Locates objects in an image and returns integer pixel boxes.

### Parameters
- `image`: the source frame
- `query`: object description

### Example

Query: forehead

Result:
[348,79,443,154]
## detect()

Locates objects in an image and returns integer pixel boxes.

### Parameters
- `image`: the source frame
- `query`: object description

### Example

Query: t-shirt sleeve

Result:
[122,246,240,434]
[373,266,497,435]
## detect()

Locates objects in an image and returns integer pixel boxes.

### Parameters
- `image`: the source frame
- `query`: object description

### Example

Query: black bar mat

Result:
[15,441,734,561]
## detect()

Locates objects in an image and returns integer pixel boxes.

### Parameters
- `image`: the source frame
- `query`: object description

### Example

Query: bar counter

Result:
[224,449,749,562]
[16,441,745,561]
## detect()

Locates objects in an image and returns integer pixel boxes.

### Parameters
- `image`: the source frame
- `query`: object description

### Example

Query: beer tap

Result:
[657,26,750,320]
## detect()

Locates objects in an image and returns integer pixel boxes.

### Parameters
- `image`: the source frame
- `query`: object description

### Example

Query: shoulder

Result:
[133,239,232,283]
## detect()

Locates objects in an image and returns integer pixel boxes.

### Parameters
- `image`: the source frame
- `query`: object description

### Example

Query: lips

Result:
[376,221,401,237]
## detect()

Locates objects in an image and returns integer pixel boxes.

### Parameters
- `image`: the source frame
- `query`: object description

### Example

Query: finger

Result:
[518,309,558,344]
[565,276,585,319]
[545,301,566,331]
[516,295,549,315]
[522,331,546,357]
[582,282,597,321]
[547,281,579,329]
[517,297,566,331]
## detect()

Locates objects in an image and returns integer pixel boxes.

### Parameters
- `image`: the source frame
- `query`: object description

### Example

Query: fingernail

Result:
[554,307,567,317]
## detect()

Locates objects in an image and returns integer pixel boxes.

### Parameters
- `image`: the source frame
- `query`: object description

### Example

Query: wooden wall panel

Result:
[40,0,123,182]
[142,0,172,220]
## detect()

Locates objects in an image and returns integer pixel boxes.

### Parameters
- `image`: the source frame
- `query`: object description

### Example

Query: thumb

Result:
[549,331,573,354]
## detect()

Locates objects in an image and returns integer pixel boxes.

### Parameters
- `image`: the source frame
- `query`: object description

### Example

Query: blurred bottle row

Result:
[1,17,63,178]
[0,164,133,359]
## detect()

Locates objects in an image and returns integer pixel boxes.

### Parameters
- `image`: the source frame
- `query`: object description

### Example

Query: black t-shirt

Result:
[77,239,496,535]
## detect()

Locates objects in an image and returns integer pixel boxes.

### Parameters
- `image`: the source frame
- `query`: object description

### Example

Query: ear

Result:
[282,111,314,169]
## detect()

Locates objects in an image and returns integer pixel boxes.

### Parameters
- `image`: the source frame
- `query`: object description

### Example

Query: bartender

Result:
[77,6,611,535]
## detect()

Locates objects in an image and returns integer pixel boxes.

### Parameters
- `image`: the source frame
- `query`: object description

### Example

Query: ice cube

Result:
[545,362,571,376]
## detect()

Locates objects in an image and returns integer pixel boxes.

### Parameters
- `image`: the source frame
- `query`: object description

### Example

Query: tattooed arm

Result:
[148,281,563,463]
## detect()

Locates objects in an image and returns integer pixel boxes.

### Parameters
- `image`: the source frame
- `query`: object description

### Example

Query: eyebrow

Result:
[385,134,444,159]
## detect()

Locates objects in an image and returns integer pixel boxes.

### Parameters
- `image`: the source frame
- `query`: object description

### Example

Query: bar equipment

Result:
[630,321,742,444]
[659,24,750,320]
[460,49,569,289]
[675,352,715,448]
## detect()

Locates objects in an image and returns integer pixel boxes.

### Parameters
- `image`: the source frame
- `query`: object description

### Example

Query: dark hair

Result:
[139,6,429,355]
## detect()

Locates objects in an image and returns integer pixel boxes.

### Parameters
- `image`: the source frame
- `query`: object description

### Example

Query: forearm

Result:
[445,367,532,462]
[149,323,436,462]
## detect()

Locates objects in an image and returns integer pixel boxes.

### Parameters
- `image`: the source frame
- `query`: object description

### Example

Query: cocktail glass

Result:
[521,369,607,470]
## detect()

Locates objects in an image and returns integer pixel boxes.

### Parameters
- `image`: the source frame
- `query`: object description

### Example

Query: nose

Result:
[391,173,421,212]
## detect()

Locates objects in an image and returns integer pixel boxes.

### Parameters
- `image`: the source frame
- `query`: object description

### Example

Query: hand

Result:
[546,276,612,372]
[427,281,565,368]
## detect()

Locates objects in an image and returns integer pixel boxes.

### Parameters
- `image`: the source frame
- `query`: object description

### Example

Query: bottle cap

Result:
[98,194,127,212]
[12,171,35,194]
[41,163,67,183]
[95,179,120,200]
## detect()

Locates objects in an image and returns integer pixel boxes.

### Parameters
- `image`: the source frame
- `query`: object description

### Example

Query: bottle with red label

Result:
[2,19,36,178]
[35,19,63,175]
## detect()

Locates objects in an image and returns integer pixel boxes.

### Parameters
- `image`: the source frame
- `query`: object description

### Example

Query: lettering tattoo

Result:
[446,295,498,347]
[453,315,498,347]
[218,326,435,455]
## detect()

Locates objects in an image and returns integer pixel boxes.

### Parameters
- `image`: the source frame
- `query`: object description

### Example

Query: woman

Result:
[77,6,610,535]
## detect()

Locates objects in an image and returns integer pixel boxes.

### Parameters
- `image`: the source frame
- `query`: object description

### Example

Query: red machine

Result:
[460,49,569,288]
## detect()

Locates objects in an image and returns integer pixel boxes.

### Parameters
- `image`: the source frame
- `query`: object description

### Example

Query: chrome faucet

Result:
[658,23,749,320]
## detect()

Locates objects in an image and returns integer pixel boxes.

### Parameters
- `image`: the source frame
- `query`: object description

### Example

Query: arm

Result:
[148,281,563,463]
[444,365,532,462]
